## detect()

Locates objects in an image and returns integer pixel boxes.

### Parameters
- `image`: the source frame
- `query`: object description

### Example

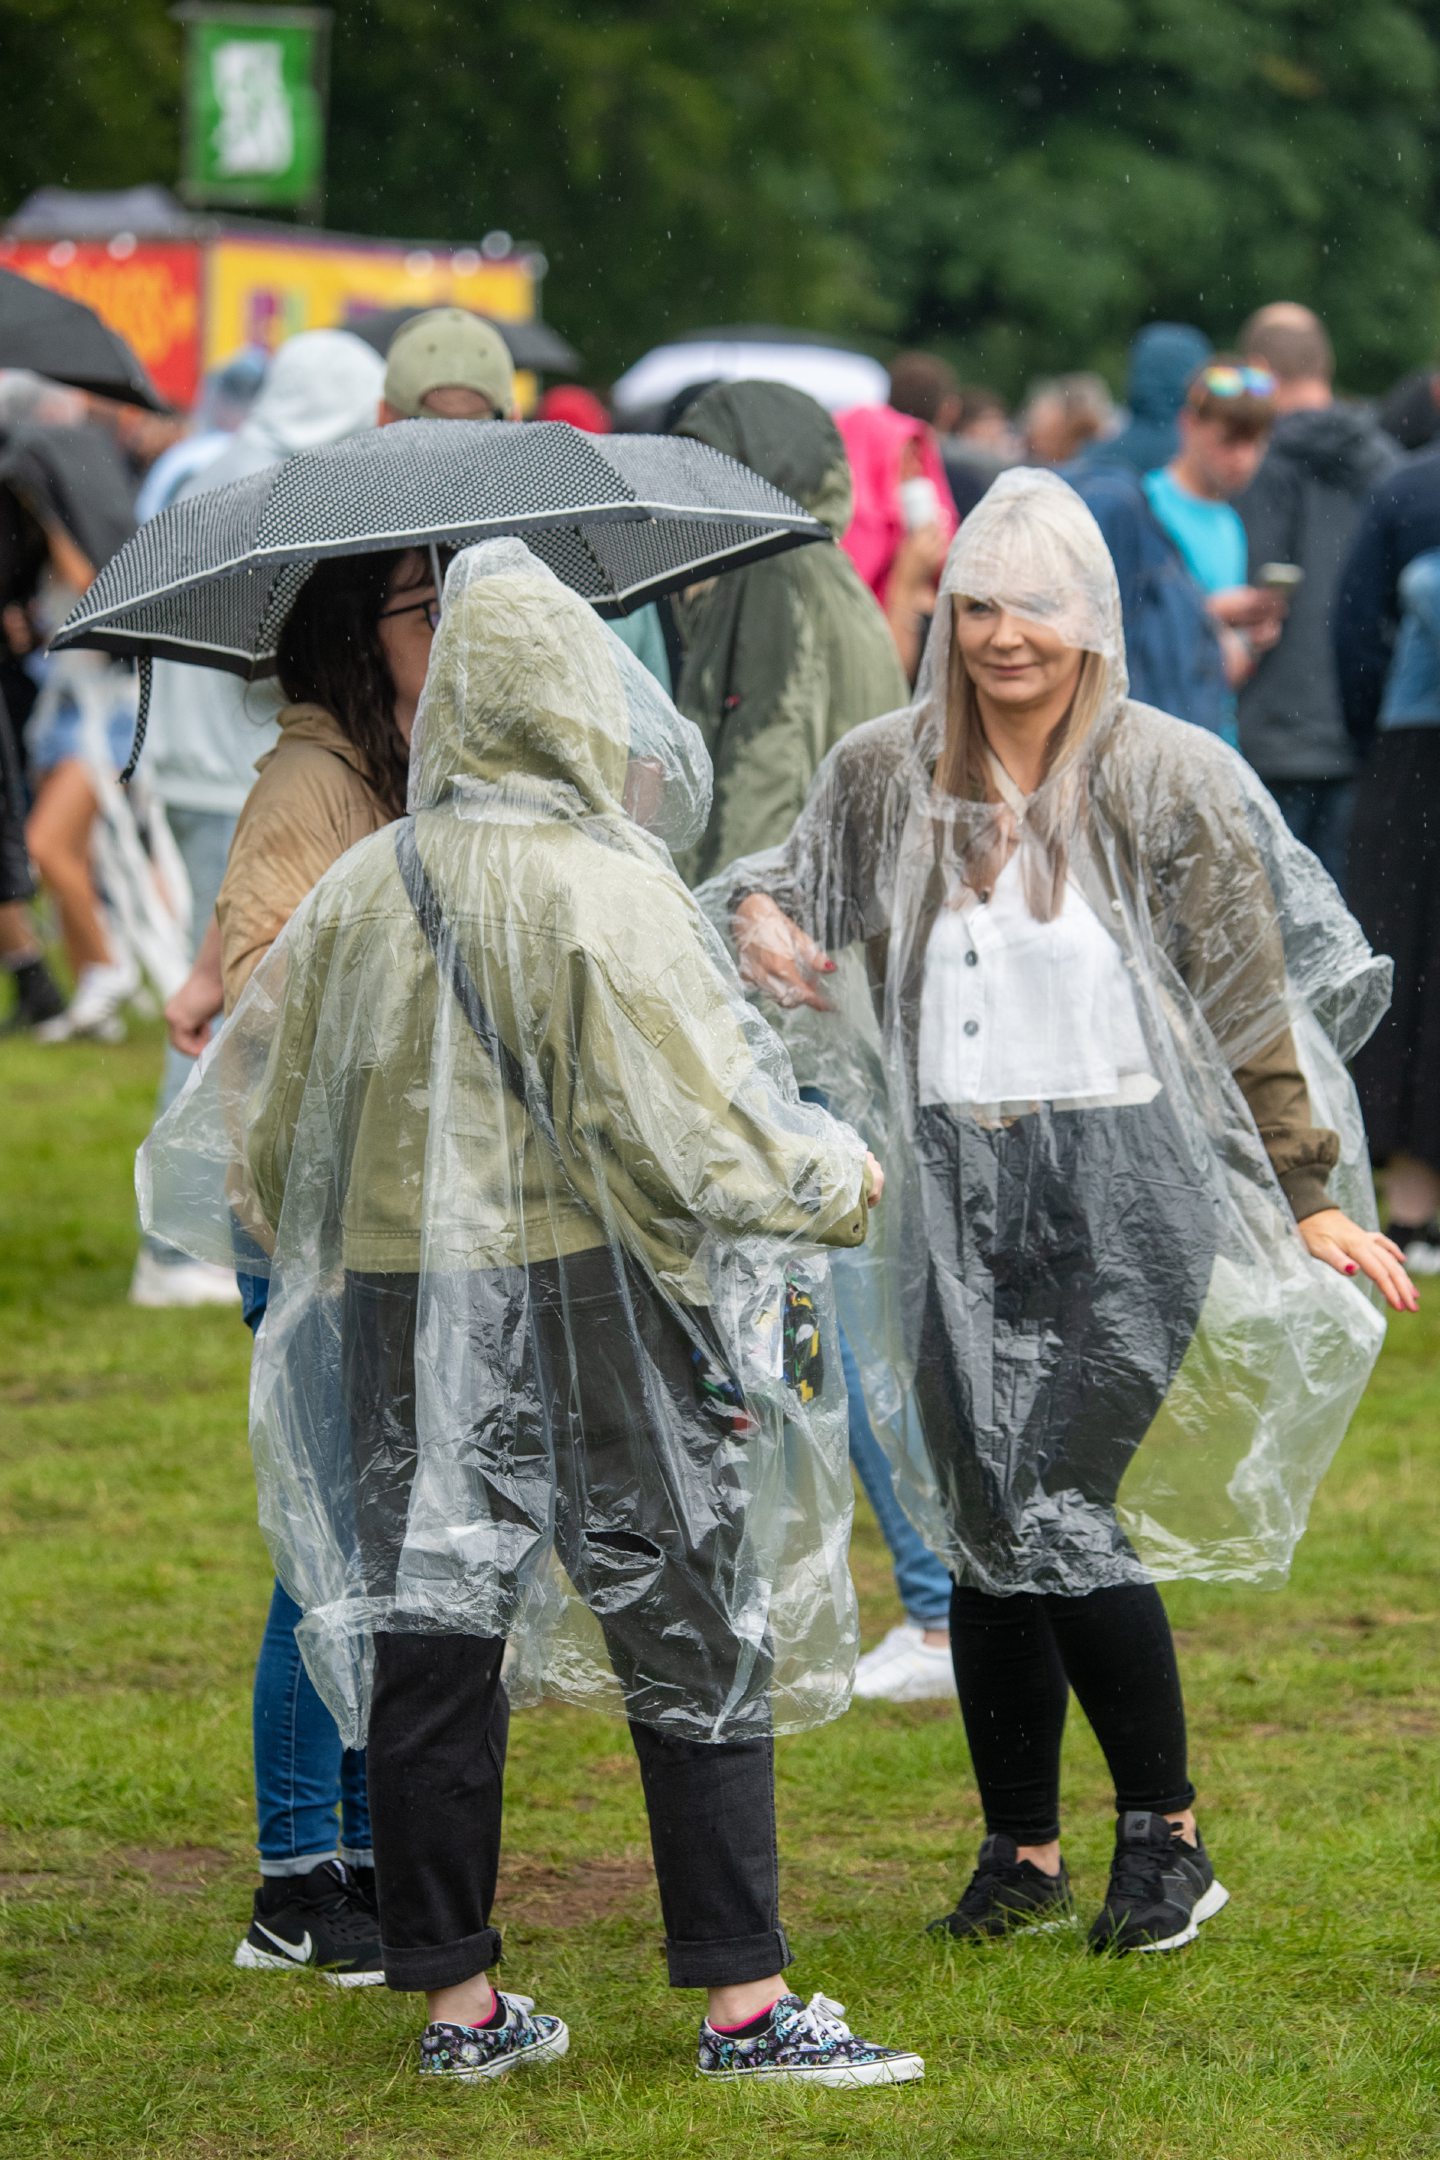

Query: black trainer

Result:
[1087,1811,1229,1954]
[234,1858,385,1986]
[928,1833,1074,1941]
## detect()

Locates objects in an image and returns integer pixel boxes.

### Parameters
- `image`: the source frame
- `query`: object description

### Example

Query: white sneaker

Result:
[33,958,139,1044]
[129,1250,242,1308]
[852,1621,955,1702]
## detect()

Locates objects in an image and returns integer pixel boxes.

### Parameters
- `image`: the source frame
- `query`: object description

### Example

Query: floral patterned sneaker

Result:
[697,1992,924,2087]
[418,1993,570,2081]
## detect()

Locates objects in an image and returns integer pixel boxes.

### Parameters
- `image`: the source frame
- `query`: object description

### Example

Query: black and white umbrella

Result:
[50,417,829,778]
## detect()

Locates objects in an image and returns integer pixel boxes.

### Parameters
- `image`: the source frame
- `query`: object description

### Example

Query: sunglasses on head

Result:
[1195,364,1276,400]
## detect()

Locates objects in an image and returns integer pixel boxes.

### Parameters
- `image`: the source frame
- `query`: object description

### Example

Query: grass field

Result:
[2,1022,1438,2159]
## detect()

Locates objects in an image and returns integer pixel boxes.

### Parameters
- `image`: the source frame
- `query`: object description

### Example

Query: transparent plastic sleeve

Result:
[140,540,871,1745]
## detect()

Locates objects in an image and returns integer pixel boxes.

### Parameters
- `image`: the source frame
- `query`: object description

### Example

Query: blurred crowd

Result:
[0,279,1427,2057]
[5,296,1437,1277]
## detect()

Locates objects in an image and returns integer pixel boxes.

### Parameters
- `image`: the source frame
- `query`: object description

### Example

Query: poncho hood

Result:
[187,330,384,495]
[916,466,1130,764]
[409,538,712,853]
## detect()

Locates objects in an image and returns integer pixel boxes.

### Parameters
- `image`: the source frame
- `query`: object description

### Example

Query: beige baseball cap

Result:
[382,308,515,419]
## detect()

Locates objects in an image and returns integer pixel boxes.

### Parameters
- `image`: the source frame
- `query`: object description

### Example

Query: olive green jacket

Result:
[673,382,908,887]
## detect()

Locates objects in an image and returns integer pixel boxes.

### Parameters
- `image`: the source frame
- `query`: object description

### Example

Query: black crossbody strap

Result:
[393,821,556,1146]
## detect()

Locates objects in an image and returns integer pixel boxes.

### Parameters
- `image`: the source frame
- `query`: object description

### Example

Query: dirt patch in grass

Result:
[115,1845,237,1893]
[496,1853,654,1925]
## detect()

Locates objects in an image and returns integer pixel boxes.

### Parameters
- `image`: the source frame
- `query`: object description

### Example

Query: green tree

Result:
[873,0,1440,395]
[324,0,892,378]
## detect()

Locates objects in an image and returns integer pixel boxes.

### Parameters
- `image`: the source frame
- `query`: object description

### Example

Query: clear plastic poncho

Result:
[140,539,873,1744]
[706,468,1390,1595]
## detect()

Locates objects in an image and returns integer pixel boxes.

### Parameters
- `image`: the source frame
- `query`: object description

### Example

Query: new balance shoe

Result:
[928,1833,1074,1940]
[697,1992,924,2087]
[234,1857,384,1985]
[419,1994,570,2081]
[852,1622,957,1702]
[1087,1811,1229,1954]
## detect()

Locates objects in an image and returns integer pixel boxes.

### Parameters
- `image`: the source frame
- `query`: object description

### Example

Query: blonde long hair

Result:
[933,631,1109,922]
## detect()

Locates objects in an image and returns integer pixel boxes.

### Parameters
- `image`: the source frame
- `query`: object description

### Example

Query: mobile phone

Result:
[1258,562,1304,594]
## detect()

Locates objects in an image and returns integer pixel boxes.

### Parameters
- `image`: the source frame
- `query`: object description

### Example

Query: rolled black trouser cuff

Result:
[382,1924,503,1993]
[1116,1782,1196,1817]
[664,1924,791,1990]
[987,1816,1062,1845]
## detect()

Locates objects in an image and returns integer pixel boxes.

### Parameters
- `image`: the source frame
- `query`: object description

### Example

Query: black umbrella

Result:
[0,268,168,412]
[50,417,829,777]
[344,305,580,376]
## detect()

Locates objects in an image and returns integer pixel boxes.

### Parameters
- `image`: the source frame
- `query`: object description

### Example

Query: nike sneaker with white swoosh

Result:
[234,1858,384,1985]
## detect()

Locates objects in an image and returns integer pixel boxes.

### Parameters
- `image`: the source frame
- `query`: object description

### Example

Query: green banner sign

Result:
[177,5,330,212]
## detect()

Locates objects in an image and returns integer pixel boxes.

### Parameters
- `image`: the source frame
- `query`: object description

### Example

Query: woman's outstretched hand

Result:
[863,1151,885,1209]
[1299,1208,1418,1314]
[734,893,837,1011]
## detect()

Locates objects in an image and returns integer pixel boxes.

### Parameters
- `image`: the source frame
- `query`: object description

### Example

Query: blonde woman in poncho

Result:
[714,468,1414,1956]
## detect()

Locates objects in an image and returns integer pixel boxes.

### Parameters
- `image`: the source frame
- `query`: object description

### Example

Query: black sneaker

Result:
[0,956,66,1033]
[697,1992,923,2087]
[1087,1811,1229,1954]
[928,1833,1074,1940]
[234,1858,385,1986]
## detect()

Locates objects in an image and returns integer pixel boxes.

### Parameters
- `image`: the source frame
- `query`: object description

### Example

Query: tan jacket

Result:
[216,703,393,1009]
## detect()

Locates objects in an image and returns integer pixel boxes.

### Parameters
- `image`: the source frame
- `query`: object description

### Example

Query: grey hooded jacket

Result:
[1237,405,1399,783]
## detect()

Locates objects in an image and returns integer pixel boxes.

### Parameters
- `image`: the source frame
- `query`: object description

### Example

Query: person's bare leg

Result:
[428,1972,498,2027]
[1385,1155,1440,1225]
[705,1975,787,2027]
[0,899,40,961]
[25,761,110,972]
[1015,1839,1062,1875]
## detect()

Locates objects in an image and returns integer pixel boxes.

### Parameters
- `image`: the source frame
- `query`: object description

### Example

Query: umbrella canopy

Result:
[612,328,889,426]
[51,417,828,686]
[344,304,580,376]
[0,268,168,412]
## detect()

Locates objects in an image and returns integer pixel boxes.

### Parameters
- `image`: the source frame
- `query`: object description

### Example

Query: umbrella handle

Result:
[119,656,151,787]
[428,541,444,614]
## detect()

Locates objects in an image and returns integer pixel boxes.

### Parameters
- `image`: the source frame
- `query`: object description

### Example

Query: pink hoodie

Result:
[835,404,959,602]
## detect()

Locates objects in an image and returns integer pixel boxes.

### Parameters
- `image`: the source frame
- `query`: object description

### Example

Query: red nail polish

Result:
[1345,1264,1357,1275]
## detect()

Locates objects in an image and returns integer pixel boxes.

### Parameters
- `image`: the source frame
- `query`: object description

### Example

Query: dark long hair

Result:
[276,550,416,819]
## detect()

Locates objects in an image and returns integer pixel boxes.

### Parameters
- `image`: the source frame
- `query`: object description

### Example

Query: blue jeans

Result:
[841,1321,952,1629]
[240,1271,372,1874]
[795,1083,953,1631]
[1266,777,1355,892]
[145,807,237,1265]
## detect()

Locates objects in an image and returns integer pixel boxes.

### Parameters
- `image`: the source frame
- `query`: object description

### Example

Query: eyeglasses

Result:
[1195,364,1276,400]
[379,595,441,630]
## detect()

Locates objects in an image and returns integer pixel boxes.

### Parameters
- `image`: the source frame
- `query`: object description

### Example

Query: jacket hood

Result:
[1264,403,1397,490]
[678,379,854,536]
[408,538,712,851]
[1126,323,1212,423]
[1073,323,1214,477]
[184,331,384,496]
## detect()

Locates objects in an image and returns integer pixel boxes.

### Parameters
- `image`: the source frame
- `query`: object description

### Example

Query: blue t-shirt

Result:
[1143,468,1247,595]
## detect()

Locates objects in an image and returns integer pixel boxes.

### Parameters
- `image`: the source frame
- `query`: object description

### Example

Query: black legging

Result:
[948,1579,1195,1843]
[911,1099,1214,1843]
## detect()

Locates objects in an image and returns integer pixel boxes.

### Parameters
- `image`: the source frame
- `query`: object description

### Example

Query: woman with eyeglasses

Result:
[715,468,1413,1957]
[207,545,446,1987]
